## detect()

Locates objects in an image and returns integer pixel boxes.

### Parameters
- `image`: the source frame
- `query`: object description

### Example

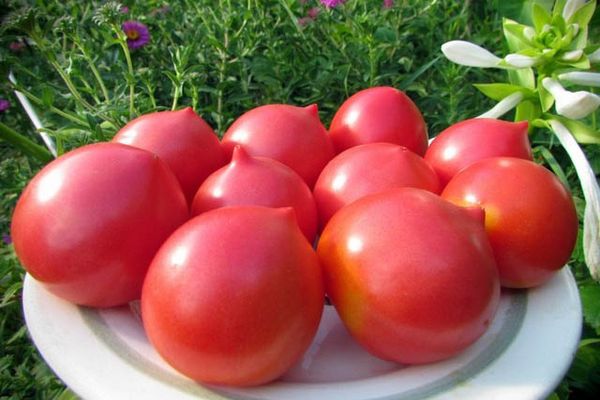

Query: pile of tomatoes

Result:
[11,86,578,387]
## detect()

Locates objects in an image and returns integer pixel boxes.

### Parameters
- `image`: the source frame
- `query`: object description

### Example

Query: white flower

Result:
[504,53,540,68]
[477,92,524,119]
[560,49,583,62]
[562,0,587,22]
[559,71,600,87]
[549,119,600,280]
[441,40,502,68]
[542,77,600,119]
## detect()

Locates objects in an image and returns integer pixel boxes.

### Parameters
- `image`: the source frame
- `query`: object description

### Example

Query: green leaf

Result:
[532,3,552,32]
[503,19,536,47]
[552,0,567,17]
[373,26,397,43]
[503,18,532,51]
[515,99,542,122]
[508,67,536,89]
[569,26,589,51]
[494,0,553,26]
[473,83,533,101]
[568,0,596,26]
[551,116,600,144]
[559,54,591,69]
[538,76,555,112]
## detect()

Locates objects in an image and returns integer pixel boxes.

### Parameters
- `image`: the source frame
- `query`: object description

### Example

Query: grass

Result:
[0,0,599,398]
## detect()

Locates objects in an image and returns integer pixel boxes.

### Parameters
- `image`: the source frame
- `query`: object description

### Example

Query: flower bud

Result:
[543,77,600,119]
[558,71,600,87]
[441,40,502,68]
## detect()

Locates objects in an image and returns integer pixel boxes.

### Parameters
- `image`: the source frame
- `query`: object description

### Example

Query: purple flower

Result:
[297,16,312,27]
[307,7,321,19]
[2,233,11,245]
[120,6,129,13]
[0,99,10,113]
[320,0,347,8]
[383,0,394,8]
[122,21,150,50]
[9,41,25,52]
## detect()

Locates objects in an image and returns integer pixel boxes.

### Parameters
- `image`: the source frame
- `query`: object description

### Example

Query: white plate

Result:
[22,268,581,400]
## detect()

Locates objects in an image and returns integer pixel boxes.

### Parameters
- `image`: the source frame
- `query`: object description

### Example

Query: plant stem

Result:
[0,122,53,163]
[113,25,136,119]
[75,39,110,103]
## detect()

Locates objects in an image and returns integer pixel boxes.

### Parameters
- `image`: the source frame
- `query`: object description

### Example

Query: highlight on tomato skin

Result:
[328,86,429,156]
[10,142,189,308]
[441,157,579,289]
[141,206,325,387]
[425,118,533,188]
[317,187,500,365]
[191,145,318,243]
[221,103,335,188]
[113,107,226,205]
[313,142,440,229]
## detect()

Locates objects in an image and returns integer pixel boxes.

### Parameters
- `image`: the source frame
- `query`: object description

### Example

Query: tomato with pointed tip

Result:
[317,188,500,364]
[221,104,335,188]
[113,107,226,205]
[142,206,324,386]
[11,143,189,307]
[425,118,532,187]
[313,143,440,229]
[441,157,578,288]
[192,146,318,242]
[328,86,428,155]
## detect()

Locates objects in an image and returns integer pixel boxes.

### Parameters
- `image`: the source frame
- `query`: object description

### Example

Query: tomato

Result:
[11,143,189,307]
[425,118,532,187]
[441,157,578,288]
[191,145,318,242]
[113,107,226,205]
[328,86,428,155]
[141,206,324,386]
[313,143,440,228]
[317,188,499,364]
[221,104,334,188]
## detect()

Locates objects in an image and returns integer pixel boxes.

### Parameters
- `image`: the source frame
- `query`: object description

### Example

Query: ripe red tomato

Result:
[441,157,578,288]
[425,118,533,187]
[142,206,324,386]
[221,104,335,188]
[317,188,499,364]
[113,107,226,204]
[313,143,440,228]
[191,146,318,242]
[11,143,189,307]
[328,86,428,155]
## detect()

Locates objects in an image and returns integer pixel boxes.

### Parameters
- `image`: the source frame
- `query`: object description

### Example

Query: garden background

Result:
[0,0,599,398]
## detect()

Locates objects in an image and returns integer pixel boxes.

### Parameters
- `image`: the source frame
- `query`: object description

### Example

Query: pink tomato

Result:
[11,143,189,307]
[425,118,532,187]
[328,86,428,155]
[191,146,318,242]
[313,143,440,228]
[221,104,335,188]
[441,157,578,288]
[317,188,500,364]
[113,107,226,204]
[142,206,324,386]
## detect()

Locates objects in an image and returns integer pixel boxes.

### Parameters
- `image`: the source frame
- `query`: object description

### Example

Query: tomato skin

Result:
[191,146,318,242]
[221,104,334,188]
[11,143,189,307]
[425,118,532,187]
[317,188,499,364]
[313,143,440,228]
[328,86,428,155]
[142,206,324,386]
[113,107,226,205]
[441,157,578,288]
